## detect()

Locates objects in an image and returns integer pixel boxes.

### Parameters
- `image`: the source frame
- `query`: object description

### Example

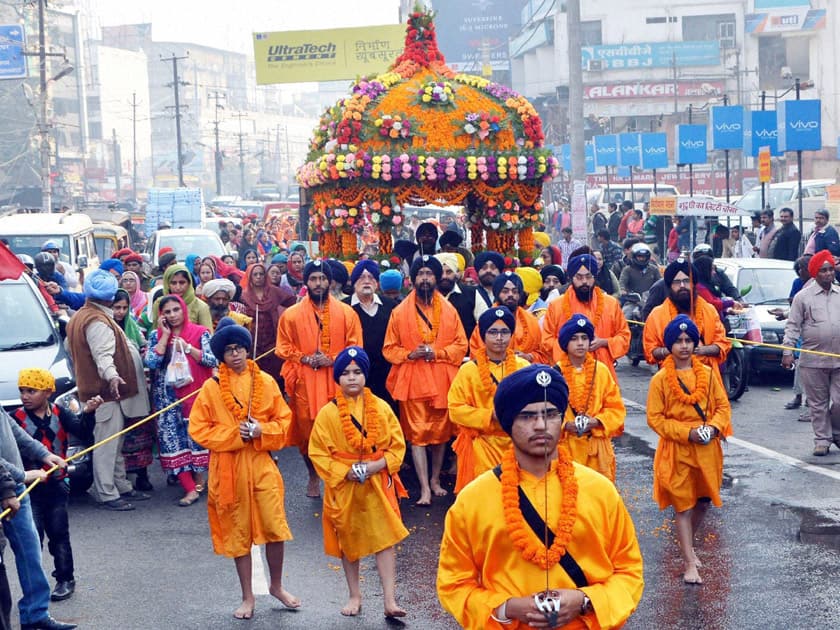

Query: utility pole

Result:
[208,91,225,196]
[112,128,121,203]
[38,0,50,211]
[566,0,586,235]
[130,92,138,203]
[161,52,189,187]
[232,112,248,196]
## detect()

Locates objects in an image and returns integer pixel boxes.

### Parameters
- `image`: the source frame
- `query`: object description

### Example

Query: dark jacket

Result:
[771,223,801,261]
[442,284,478,340]
[814,225,840,257]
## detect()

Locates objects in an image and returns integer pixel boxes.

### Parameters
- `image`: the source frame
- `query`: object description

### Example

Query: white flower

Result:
[464,123,476,134]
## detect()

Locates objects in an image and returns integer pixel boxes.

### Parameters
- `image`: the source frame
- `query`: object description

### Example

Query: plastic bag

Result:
[740,306,762,343]
[165,339,194,389]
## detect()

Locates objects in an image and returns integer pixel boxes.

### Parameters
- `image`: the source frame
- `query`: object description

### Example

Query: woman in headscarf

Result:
[120,270,148,319]
[540,245,563,267]
[280,250,305,293]
[195,257,219,297]
[113,288,156,492]
[240,263,296,380]
[185,254,202,286]
[153,264,213,329]
[144,294,218,505]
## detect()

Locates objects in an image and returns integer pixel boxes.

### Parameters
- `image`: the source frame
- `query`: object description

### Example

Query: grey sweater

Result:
[0,409,50,484]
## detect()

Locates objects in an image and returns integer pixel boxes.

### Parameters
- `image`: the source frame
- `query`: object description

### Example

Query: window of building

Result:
[89,122,102,140]
[682,13,735,42]
[646,17,667,24]
[580,20,602,46]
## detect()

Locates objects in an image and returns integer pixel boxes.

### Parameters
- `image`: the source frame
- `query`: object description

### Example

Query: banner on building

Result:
[745,8,826,33]
[253,24,405,84]
[581,41,720,71]
[583,80,725,100]
[0,25,26,79]
[434,2,523,72]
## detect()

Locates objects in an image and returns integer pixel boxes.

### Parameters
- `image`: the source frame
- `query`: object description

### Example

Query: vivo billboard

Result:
[561,144,571,171]
[675,125,707,164]
[744,110,780,156]
[618,133,641,167]
[640,133,669,169]
[585,143,597,174]
[594,134,619,167]
[777,99,821,152]
[710,105,745,150]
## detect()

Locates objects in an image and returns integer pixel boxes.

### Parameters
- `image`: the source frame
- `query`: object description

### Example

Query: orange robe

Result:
[468,306,549,363]
[447,355,530,492]
[308,391,409,562]
[188,368,292,558]
[437,462,644,630]
[555,359,625,482]
[275,295,363,448]
[383,291,468,445]
[642,296,731,367]
[646,362,732,511]
[542,289,630,382]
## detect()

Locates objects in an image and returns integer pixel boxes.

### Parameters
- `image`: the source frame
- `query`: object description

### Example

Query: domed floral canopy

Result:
[297,8,559,259]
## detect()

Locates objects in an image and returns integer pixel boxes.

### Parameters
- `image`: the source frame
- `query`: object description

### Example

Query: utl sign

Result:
[758,146,772,183]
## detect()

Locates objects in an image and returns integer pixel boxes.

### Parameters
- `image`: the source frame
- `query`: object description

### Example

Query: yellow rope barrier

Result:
[626,319,840,360]
[1,346,277,520]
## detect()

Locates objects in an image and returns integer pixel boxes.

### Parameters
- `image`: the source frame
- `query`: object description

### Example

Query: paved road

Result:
[5,360,840,629]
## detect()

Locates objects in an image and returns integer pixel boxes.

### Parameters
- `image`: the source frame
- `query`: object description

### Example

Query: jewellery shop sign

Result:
[649,196,748,217]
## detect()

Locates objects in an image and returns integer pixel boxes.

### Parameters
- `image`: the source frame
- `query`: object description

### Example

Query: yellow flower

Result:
[422,94,432,103]
[348,207,358,217]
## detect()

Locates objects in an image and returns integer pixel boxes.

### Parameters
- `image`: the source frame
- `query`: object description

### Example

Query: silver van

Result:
[588,183,680,211]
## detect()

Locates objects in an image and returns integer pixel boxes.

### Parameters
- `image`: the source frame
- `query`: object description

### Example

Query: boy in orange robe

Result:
[383,255,468,506]
[467,271,548,363]
[553,315,625,482]
[437,364,644,629]
[542,254,629,382]
[643,258,730,368]
[309,347,409,619]
[275,259,363,497]
[189,318,300,620]
[449,306,530,492]
[647,315,731,585]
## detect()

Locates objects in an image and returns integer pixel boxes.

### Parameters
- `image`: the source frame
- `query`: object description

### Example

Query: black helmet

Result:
[33,251,55,277]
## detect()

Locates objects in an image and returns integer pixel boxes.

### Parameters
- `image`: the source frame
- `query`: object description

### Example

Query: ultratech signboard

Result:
[583,81,725,100]
[253,24,404,84]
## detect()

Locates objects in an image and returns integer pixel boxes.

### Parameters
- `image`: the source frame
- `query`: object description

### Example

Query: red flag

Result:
[0,241,26,281]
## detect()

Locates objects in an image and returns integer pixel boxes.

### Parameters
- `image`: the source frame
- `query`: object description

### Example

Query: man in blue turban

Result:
[438,363,644,628]
[473,251,505,320]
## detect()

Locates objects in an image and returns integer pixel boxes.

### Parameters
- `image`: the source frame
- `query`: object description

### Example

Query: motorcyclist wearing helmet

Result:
[691,243,741,301]
[34,251,67,290]
[619,243,661,297]
[41,239,79,289]
[18,254,63,316]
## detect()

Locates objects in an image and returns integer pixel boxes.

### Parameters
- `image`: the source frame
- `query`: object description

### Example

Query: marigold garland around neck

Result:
[335,387,380,455]
[666,296,705,345]
[560,286,605,329]
[663,355,710,406]
[415,292,442,344]
[218,360,264,423]
[475,347,519,396]
[500,446,578,570]
[311,297,331,353]
[557,353,596,417]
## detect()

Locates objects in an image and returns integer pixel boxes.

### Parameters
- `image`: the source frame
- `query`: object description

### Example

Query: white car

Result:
[144,228,227,263]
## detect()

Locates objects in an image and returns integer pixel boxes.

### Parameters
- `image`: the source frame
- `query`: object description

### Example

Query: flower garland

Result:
[218,360,264,423]
[335,387,380,455]
[560,286,606,329]
[500,446,578,570]
[666,297,705,345]
[312,299,331,353]
[415,292,441,344]
[662,355,710,405]
[475,346,519,397]
[557,353,596,416]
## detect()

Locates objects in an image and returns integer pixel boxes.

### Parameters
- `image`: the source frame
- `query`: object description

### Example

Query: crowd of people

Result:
[0,200,838,628]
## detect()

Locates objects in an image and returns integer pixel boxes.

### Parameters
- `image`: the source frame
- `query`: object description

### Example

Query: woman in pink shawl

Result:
[240,263,295,381]
[144,294,218,506]
[120,270,148,318]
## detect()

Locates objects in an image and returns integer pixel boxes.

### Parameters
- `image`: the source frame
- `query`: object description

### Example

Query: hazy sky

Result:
[86,0,402,53]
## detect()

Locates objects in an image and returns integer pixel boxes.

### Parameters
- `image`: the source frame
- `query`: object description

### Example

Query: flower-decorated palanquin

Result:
[297,8,560,260]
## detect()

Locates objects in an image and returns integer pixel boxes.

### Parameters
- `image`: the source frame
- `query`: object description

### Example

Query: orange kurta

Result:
[646,362,732,511]
[275,295,363,446]
[555,359,625,482]
[383,292,468,444]
[447,355,530,491]
[642,296,731,367]
[189,368,292,558]
[468,306,549,363]
[543,289,630,382]
[308,391,409,562]
[437,462,644,630]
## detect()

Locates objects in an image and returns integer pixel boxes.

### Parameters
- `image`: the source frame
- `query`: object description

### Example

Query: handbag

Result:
[165,339,194,389]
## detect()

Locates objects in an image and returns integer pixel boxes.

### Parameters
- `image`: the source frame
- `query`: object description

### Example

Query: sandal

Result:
[178,491,201,507]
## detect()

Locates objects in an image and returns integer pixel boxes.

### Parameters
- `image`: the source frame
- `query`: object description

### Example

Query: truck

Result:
[144,187,207,231]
